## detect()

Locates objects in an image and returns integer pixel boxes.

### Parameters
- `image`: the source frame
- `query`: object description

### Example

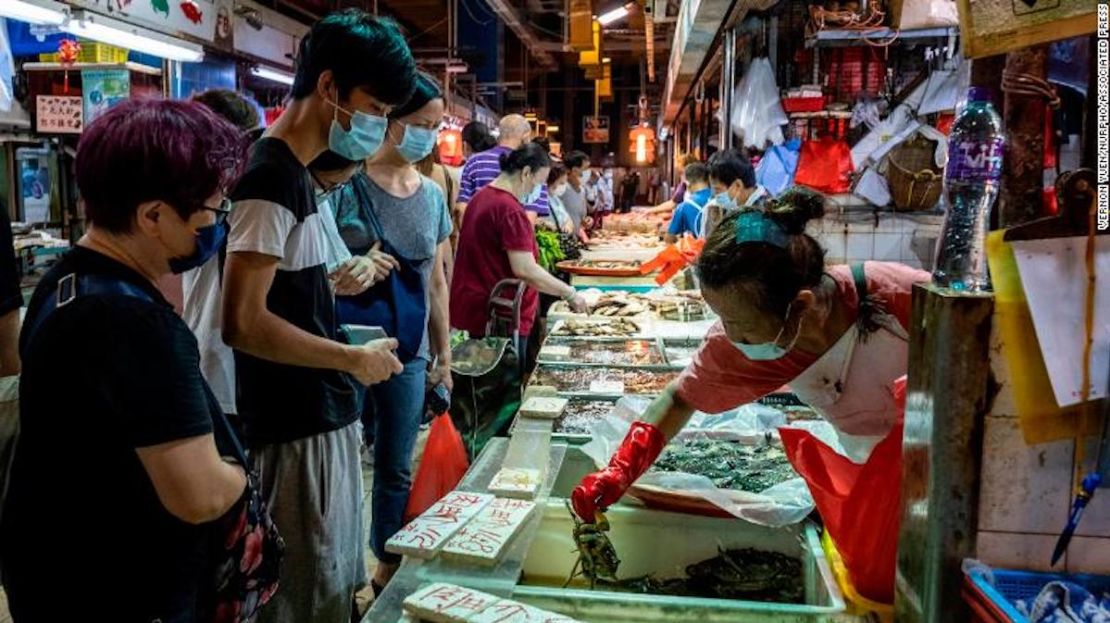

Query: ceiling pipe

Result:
[482,0,559,71]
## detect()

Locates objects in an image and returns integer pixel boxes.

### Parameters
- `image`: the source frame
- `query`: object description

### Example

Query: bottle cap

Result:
[968,87,994,103]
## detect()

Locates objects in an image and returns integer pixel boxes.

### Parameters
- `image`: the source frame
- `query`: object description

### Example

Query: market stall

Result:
[367,244,877,622]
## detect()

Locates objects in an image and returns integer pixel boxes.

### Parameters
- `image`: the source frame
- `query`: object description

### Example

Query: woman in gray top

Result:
[332,73,452,594]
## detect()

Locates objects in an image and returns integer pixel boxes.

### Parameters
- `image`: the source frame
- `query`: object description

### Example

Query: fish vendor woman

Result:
[572,187,930,523]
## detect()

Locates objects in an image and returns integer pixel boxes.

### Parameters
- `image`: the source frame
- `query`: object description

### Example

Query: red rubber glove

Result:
[571,420,667,521]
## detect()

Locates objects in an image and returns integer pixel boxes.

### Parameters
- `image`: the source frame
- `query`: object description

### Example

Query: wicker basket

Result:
[884,134,943,212]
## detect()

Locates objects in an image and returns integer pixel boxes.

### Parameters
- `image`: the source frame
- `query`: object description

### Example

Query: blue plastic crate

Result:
[968,567,1110,622]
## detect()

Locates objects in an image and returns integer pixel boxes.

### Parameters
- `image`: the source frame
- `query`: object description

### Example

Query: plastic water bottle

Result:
[932,87,1005,292]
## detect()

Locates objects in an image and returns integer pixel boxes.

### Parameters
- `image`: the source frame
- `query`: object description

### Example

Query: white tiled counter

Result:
[807,199,944,270]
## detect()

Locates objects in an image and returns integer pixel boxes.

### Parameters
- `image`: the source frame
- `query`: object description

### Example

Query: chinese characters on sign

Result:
[385,492,494,558]
[404,583,500,623]
[488,467,541,499]
[35,96,83,134]
[583,116,610,144]
[404,583,582,623]
[441,498,536,565]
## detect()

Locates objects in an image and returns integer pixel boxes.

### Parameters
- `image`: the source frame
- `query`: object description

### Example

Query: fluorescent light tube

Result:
[0,0,67,26]
[251,66,294,85]
[597,5,629,26]
[63,11,204,62]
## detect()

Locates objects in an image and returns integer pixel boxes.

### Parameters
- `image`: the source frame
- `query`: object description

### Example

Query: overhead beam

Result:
[534,39,669,52]
[482,0,560,71]
[662,0,738,125]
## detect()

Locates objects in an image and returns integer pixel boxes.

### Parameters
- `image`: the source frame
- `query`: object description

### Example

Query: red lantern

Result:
[437,127,463,166]
[58,39,81,94]
[628,124,656,165]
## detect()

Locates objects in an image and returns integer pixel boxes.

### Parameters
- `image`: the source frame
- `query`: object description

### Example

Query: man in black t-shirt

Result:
[221,10,416,622]
[2,99,249,622]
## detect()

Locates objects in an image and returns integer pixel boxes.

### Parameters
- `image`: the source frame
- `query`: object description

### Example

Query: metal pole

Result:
[721,28,736,150]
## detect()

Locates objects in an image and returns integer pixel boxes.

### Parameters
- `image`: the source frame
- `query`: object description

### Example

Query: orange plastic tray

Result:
[555,260,646,277]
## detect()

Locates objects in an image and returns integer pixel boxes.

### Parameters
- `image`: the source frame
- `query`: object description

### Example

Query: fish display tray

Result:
[512,397,619,445]
[539,338,667,367]
[529,365,680,396]
[513,503,845,622]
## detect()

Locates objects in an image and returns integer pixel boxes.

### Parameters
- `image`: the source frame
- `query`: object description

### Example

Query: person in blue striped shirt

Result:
[456,114,549,223]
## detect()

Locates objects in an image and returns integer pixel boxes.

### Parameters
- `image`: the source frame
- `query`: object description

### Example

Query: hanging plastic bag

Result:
[851,103,919,170]
[889,0,958,30]
[0,19,16,112]
[403,412,470,524]
[731,58,788,149]
[778,376,907,604]
[919,56,971,116]
[795,137,854,194]
[853,166,893,207]
[757,139,802,197]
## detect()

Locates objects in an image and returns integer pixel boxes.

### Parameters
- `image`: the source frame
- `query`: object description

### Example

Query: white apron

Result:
[788,314,909,463]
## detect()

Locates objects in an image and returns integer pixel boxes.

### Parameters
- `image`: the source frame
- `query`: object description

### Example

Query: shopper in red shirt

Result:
[450,143,587,356]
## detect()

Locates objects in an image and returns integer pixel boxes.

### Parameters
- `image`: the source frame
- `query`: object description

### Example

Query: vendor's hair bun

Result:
[766,186,826,235]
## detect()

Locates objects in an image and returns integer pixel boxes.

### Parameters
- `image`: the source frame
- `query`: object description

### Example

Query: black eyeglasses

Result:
[200,198,232,225]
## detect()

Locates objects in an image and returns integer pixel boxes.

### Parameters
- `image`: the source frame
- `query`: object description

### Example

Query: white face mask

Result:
[552,183,568,198]
[579,168,593,184]
[522,182,543,205]
[731,304,803,361]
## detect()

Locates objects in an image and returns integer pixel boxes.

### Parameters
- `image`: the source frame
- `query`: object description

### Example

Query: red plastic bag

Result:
[403,413,470,524]
[778,377,906,604]
[794,137,854,194]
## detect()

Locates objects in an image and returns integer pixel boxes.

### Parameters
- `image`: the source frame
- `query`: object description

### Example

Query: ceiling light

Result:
[0,0,66,26]
[63,11,204,62]
[251,66,294,85]
[597,5,630,26]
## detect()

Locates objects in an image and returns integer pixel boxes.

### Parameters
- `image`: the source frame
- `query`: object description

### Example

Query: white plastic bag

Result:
[731,58,787,149]
[0,19,15,112]
[919,56,970,115]
[580,398,815,527]
[853,167,893,207]
[851,103,919,170]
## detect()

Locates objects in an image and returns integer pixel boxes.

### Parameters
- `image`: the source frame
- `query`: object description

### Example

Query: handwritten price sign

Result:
[385,492,494,558]
[36,96,83,134]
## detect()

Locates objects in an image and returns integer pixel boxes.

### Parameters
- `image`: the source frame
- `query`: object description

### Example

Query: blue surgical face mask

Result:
[327,99,388,161]
[169,221,228,274]
[523,181,543,205]
[731,304,802,361]
[395,124,438,163]
[714,189,737,211]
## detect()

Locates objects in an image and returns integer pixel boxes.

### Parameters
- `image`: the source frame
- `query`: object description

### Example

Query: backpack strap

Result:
[22,273,154,353]
[23,272,250,467]
[851,262,886,340]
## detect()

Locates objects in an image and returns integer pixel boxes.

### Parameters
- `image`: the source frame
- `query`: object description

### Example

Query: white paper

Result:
[1012,236,1110,406]
[589,380,625,394]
